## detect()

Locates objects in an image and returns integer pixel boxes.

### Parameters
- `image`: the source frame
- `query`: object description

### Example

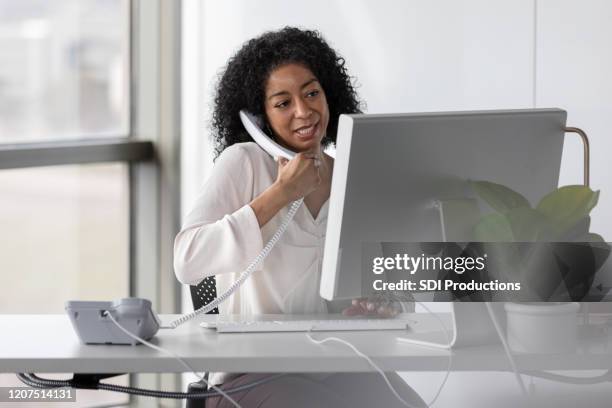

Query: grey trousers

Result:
[204,372,427,408]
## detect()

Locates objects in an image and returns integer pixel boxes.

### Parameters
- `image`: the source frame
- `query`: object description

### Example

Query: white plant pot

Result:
[505,302,580,354]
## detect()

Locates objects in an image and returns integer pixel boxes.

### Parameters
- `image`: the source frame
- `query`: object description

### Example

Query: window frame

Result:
[0,138,153,169]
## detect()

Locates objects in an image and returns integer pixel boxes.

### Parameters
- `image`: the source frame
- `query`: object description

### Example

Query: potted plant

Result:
[470,181,610,353]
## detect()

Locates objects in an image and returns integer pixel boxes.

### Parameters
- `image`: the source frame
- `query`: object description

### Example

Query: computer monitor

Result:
[320,108,567,301]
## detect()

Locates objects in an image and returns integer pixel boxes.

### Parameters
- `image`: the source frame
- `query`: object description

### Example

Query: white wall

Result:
[185,0,535,214]
[537,0,612,236]
[181,1,612,406]
[186,0,612,238]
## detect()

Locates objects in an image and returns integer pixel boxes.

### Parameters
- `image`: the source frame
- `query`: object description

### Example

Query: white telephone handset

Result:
[239,110,296,160]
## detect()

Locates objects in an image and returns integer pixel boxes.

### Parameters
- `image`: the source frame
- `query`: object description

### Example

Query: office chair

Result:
[186,276,218,408]
[190,276,219,314]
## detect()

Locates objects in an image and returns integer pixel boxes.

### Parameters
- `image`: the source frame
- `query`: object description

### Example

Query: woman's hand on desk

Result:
[342,296,402,318]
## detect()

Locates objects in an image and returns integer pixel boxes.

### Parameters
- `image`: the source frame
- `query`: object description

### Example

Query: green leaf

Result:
[536,185,599,236]
[474,213,514,242]
[505,207,551,241]
[560,216,591,241]
[470,180,531,213]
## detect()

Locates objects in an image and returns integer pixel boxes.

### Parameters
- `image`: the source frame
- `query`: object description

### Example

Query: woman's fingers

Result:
[343,298,367,316]
[342,305,363,316]
[377,304,400,317]
[274,152,324,201]
[342,297,401,317]
[299,152,323,168]
[301,152,318,159]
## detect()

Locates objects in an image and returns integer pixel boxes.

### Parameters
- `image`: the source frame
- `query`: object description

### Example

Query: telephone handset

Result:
[239,110,296,160]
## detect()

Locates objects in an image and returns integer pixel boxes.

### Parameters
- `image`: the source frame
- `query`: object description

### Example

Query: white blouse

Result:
[174,142,329,316]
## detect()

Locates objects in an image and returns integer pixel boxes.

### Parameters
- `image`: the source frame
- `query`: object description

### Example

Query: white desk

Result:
[1,314,611,374]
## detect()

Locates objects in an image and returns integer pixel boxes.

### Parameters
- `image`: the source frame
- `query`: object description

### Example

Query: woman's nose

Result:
[293,98,313,119]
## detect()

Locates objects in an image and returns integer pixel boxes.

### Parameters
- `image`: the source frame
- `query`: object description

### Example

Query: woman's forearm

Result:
[249,182,293,227]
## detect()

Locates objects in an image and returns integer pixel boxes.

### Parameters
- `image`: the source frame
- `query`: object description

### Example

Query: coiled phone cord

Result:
[169,198,304,328]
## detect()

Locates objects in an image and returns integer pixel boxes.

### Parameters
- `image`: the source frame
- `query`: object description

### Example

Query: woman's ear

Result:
[265,121,283,145]
[265,122,274,137]
[248,110,275,138]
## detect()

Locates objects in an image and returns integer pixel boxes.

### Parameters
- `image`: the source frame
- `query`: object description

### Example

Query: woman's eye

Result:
[306,90,319,98]
[275,100,289,109]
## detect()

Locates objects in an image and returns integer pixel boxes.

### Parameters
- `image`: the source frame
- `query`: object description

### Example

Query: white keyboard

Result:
[201,314,413,333]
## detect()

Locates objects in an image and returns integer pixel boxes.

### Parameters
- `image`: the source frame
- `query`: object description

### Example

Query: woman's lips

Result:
[294,122,319,140]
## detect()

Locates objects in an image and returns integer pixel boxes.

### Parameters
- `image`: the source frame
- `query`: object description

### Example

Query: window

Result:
[0,0,130,143]
[0,0,181,405]
[0,163,129,313]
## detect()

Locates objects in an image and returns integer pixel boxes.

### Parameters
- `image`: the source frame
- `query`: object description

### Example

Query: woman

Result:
[174,27,425,408]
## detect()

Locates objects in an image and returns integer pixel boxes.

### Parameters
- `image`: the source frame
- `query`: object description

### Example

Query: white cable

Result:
[412,301,453,406]
[104,311,242,408]
[484,302,529,400]
[306,333,416,408]
[169,198,304,328]
[306,300,453,408]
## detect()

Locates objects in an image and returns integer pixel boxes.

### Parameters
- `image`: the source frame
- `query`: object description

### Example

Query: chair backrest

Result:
[189,276,219,314]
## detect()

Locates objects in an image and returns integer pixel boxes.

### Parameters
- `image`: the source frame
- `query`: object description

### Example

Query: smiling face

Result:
[264,63,330,154]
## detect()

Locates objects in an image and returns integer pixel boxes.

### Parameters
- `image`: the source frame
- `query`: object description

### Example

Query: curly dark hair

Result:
[211,26,363,159]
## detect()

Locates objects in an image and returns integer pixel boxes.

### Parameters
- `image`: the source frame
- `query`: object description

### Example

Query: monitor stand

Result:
[397,199,505,348]
[398,303,503,349]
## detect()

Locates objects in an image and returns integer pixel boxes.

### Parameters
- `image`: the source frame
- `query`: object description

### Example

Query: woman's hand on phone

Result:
[275,152,321,201]
[249,152,321,227]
